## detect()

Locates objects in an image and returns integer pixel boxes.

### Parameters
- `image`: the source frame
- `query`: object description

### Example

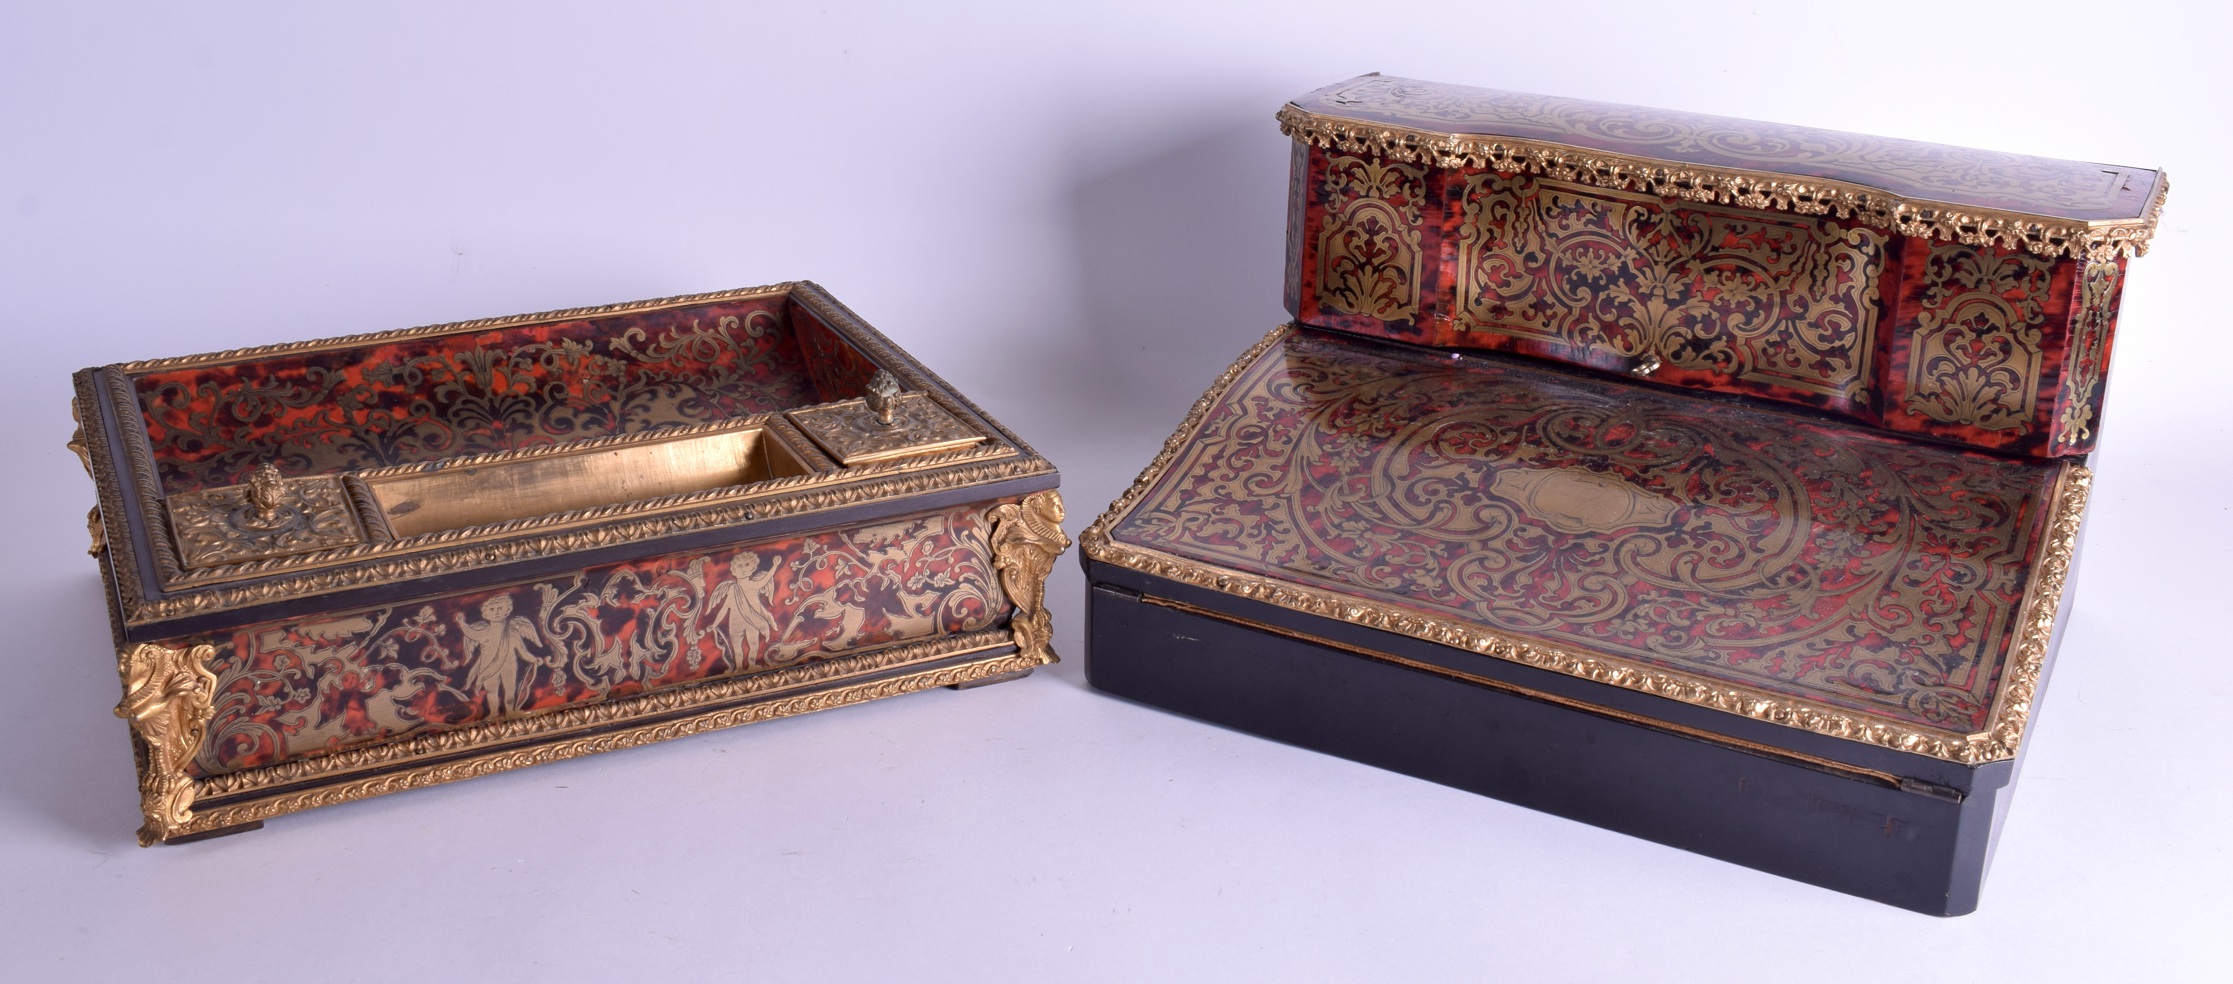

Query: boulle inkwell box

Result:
[1080,75,2164,914]
[71,282,1066,845]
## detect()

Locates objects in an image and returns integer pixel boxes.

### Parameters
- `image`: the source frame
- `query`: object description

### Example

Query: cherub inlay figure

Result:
[453,593,543,716]
[704,551,783,672]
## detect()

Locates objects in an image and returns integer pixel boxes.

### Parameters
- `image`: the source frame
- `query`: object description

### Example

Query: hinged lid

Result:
[1084,325,2084,769]
[1281,74,2165,260]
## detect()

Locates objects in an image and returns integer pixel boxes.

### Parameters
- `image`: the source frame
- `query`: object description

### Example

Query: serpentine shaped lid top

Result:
[1279,74,2166,260]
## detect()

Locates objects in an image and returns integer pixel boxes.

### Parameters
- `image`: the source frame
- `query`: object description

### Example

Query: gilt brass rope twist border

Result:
[171,642,1049,841]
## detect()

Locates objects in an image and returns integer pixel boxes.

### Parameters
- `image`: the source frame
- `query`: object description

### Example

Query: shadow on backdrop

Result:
[1021,117,1292,689]
[0,570,144,849]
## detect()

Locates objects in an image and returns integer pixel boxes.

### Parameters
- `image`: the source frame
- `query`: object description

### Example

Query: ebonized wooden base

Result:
[1084,561,2056,916]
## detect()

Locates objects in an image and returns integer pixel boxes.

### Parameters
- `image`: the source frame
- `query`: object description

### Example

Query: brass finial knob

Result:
[247,462,287,520]
[864,370,903,427]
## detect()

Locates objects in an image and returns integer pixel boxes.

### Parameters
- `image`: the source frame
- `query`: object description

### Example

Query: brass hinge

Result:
[1898,777,1966,803]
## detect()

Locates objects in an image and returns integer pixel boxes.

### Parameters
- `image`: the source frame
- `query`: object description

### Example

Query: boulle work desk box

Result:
[72,282,1066,845]
[1081,75,2164,915]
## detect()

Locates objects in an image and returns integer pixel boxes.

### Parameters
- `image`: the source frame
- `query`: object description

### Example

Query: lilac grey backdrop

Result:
[2,2,2225,980]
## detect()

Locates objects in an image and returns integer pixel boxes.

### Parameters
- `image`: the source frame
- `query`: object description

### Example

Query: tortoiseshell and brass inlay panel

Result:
[1455,175,1885,406]
[75,282,1068,844]
[1900,246,2057,433]
[195,504,1008,778]
[1296,144,2124,454]
[1279,76,2162,459]
[2054,257,2124,453]
[1103,328,2065,739]
[1314,153,1429,324]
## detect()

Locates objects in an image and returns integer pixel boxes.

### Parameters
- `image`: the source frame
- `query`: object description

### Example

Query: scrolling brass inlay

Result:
[1317,154,1428,322]
[1903,246,2055,433]
[2057,259,2123,449]
[1457,175,1883,402]
[167,469,368,568]
[1081,325,2087,765]
[191,628,1017,803]
[990,491,1070,663]
[194,504,1005,777]
[114,642,220,846]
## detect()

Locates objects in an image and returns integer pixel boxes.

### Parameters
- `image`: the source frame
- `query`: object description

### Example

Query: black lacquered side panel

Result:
[1085,580,2008,916]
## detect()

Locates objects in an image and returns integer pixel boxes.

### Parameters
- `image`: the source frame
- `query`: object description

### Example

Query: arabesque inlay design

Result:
[1902,246,2055,434]
[1316,154,1428,322]
[1105,329,2062,736]
[196,505,1005,777]
[1457,175,1883,402]
[1083,325,2089,765]
[78,283,1057,630]
[133,300,820,495]
[169,639,1043,843]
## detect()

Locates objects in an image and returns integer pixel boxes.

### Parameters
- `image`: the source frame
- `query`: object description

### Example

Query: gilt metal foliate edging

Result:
[1277,106,2166,263]
[154,628,1030,841]
[68,398,105,557]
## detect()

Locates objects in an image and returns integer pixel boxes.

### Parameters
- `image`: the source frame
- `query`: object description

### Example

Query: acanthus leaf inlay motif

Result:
[1902,246,2054,434]
[1317,154,1429,323]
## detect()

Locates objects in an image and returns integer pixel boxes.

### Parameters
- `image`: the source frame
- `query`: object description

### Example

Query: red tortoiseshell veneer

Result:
[1279,75,2153,458]
[1086,77,2163,915]
[73,282,1066,845]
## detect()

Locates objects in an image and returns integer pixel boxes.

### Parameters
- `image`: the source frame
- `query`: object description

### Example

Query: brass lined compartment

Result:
[90,282,1053,627]
[367,423,817,537]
